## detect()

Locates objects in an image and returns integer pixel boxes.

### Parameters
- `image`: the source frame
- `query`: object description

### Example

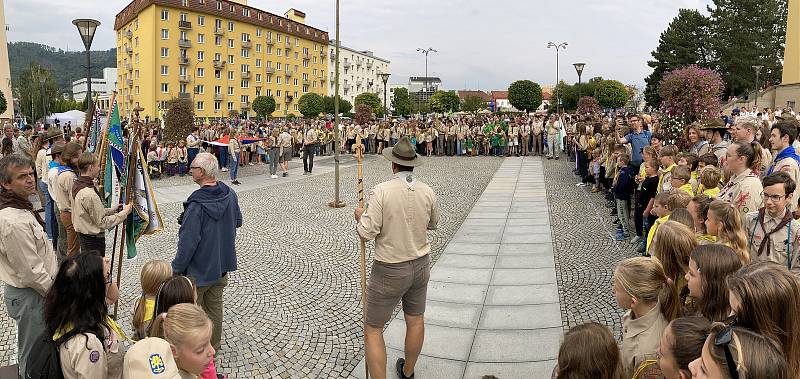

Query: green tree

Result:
[412,101,431,114]
[508,80,543,113]
[707,0,787,97]
[354,92,382,115]
[462,95,486,113]
[322,96,353,115]
[644,9,714,108]
[252,95,276,119]
[163,97,195,143]
[430,91,460,113]
[0,90,7,115]
[298,93,324,118]
[594,80,629,109]
[228,109,239,119]
[391,88,413,116]
[553,81,577,112]
[14,62,59,122]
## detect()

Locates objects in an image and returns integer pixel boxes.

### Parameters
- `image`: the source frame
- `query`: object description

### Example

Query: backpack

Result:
[24,330,67,379]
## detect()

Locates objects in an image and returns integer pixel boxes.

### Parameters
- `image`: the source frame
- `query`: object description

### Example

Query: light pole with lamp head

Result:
[573,62,585,101]
[416,48,437,77]
[379,72,390,120]
[547,42,568,114]
[39,75,46,121]
[752,65,763,111]
[72,19,100,119]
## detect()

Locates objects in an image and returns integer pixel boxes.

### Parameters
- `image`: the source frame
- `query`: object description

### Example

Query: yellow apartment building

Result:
[114,0,329,119]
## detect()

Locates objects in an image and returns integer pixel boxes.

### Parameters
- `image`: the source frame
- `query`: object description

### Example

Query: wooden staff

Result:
[112,114,140,319]
[353,134,369,379]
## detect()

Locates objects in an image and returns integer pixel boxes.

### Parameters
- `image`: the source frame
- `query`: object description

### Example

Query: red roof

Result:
[491,91,508,100]
[457,90,490,102]
[542,90,552,101]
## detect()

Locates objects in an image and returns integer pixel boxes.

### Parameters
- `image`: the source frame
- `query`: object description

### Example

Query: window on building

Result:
[266,75,272,83]
[303,85,309,93]
[215,36,222,46]
[214,85,221,94]
[266,45,272,54]
[161,29,168,39]
[241,49,249,58]
[161,83,168,93]
[215,19,222,29]
[196,85,204,94]
[276,103,280,111]
[179,66,187,76]
[241,64,249,72]
[255,87,261,96]
[228,39,234,48]
[277,90,281,97]
[227,87,234,95]
[276,62,282,70]
[255,44,261,53]
[277,49,282,57]
[180,12,187,22]
[197,68,204,77]
[228,55,234,64]
[197,34,204,44]
[256,28,261,37]
[215,70,221,79]
[255,73,261,82]
[227,71,234,80]
[266,89,272,97]
[181,0,187,7]
[214,101,221,111]
[228,21,234,31]
[241,80,249,88]
[241,33,249,42]
[161,47,169,57]
[197,15,204,26]
[197,51,204,61]
[277,77,282,84]
[243,8,249,17]
[255,59,261,67]
[197,101,204,110]
[227,102,233,110]
[294,78,298,86]
[241,95,249,103]
[217,1,222,11]
[160,9,168,20]
[161,65,168,75]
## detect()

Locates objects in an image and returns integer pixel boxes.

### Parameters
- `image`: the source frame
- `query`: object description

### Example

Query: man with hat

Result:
[699,118,729,166]
[354,136,440,379]
[36,128,63,242]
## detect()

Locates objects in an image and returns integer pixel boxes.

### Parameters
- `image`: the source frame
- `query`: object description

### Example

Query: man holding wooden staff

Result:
[354,136,440,379]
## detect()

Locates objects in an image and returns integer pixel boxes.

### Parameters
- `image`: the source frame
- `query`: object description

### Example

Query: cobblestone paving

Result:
[0,156,503,378]
[542,155,638,339]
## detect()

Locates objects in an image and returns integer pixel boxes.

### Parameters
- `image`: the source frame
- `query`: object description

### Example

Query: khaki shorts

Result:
[366,254,431,327]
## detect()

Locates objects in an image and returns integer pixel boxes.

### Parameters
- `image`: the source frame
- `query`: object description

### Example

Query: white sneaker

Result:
[221,167,229,172]
[248,162,254,166]
[271,174,278,179]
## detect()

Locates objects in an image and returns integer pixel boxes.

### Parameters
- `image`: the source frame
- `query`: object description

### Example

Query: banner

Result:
[125,149,164,259]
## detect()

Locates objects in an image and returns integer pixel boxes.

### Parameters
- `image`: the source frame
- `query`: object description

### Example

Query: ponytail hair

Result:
[161,303,212,348]
[614,257,680,321]
[146,275,196,338]
[733,141,763,171]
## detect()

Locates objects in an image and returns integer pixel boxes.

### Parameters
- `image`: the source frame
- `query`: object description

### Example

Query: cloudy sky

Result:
[6,0,713,91]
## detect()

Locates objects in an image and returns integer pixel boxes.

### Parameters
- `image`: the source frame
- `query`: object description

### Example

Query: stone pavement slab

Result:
[351,157,562,378]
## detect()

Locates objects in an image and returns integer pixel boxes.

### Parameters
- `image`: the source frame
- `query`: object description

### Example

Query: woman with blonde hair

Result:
[132,260,173,340]
[726,261,800,375]
[152,303,215,378]
[705,200,750,264]
[652,220,696,306]
[612,257,679,377]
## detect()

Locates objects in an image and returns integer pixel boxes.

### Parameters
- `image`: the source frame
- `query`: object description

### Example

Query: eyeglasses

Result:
[761,192,787,202]
[189,166,201,170]
[714,322,740,379]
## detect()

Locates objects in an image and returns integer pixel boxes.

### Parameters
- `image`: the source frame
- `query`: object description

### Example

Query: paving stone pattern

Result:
[0,156,503,378]
[542,156,638,339]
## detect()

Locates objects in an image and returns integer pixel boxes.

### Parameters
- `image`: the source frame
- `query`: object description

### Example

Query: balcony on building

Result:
[356,79,363,87]
[126,79,133,86]
[214,93,223,101]
[125,47,133,55]
[366,61,372,68]
[241,71,251,79]
[343,83,351,90]
[265,67,275,74]
[320,50,326,57]
[284,42,292,51]
[178,39,192,48]
[179,92,191,99]
[179,56,189,65]
[126,95,133,102]
[241,101,250,109]
[179,20,192,30]
[343,61,351,69]
[214,27,224,36]
[241,40,252,49]
[266,38,274,45]
[356,60,362,67]
[213,60,225,69]
[330,51,336,60]
[285,95,294,103]
[302,52,310,60]
[124,30,132,39]
[125,63,132,71]
[179,75,190,83]
[302,79,309,85]
[285,70,293,77]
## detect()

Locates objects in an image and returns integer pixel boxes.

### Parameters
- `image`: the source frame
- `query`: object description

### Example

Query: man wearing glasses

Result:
[742,172,800,274]
[617,114,651,173]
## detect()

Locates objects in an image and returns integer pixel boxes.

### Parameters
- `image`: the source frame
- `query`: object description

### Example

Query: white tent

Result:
[46,110,86,126]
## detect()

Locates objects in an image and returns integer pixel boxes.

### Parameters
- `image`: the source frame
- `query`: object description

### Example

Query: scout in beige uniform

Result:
[719,142,764,215]
[72,152,132,256]
[743,172,800,274]
[53,141,82,257]
[767,118,800,212]
[355,137,440,379]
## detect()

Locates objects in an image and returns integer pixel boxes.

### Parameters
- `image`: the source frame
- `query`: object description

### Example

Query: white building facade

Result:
[72,68,118,106]
[327,41,390,106]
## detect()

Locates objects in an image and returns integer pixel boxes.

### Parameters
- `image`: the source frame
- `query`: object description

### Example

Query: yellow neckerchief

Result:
[696,233,717,243]
[53,316,129,342]
[143,298,156,323]
[646,215,670,253]
[679,183,694,195]
[657,163,676,192]
[702,187,720,198]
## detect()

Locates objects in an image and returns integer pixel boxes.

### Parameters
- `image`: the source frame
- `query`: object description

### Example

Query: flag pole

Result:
[353,135,369,379]
[112,107,141,318]
[97,91,116,198]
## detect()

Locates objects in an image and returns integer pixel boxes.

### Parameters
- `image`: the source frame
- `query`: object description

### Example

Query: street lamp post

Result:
[72,19,101,120]
[328,0,345,209]
[416,48,437,77]
[752,65,763,110]
[39,75,46,121]
[379,72,390,121]
[573,62,585,101]
[547,42,568,114]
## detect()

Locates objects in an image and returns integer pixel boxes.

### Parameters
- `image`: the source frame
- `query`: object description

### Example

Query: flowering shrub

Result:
[658,65,723,122]
[577,96,601,115]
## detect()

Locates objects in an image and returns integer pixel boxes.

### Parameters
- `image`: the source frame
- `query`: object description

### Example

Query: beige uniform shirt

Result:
[304,129,318,145]
[718,169,763,214]
[72,187,127,235]
[357,172,440,263]
[0,207,57,296]
[743,209,800,274]
[767,156,800,211]
[547,121,562,136]
[60,328,125,379]
[759,148,773,178]
[620,306,669,378]
[35,148,50,182]
[54,169,78,212]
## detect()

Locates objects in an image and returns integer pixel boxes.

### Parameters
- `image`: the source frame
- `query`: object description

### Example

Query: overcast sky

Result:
[6,0,713,91]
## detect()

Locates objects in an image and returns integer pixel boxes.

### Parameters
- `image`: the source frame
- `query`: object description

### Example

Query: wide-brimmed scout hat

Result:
[43,128,63,141]
[382,136,423,167]
[122,337,181,379]
[698,118,726,130]
[47,142,65,156]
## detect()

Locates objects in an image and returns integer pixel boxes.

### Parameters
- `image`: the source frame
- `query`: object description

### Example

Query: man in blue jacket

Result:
[173,152,242,350]
[612,154,636,241]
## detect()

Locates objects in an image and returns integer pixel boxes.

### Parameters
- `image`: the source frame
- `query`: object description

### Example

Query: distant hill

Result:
[8,42,116,95]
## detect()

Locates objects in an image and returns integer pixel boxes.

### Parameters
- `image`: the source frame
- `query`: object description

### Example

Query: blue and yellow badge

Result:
[148,354,166,374]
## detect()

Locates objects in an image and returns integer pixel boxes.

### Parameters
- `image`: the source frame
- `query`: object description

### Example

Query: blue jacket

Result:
[613,166,636,200]
[173,182,242,287]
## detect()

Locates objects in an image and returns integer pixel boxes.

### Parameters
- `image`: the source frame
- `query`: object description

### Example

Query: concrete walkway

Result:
[353,157,562,378]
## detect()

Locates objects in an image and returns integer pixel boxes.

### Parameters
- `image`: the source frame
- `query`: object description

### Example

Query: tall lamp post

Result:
[752,65,763,110]
[573,62,585,101]
[39,75,46,121]
[416,47,437,77]
[328,0,345,208]
[547,42,568,114]
[379,72,390,120]
[72,19,101,119]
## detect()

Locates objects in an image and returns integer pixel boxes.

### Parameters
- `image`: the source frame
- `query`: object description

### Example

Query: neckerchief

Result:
[72,176,99,199]
[767,146,800,175]
[756,207,793,257]
[0,190,45,228]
